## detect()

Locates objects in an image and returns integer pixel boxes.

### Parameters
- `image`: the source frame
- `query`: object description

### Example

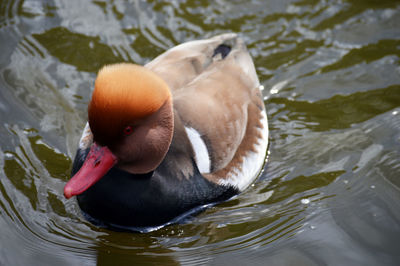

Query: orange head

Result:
[89,63,172,146]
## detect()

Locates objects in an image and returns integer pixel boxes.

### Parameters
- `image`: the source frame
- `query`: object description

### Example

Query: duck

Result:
[64,33,269,230]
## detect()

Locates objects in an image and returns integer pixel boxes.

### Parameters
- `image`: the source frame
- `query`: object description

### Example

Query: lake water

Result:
[1,0,400,265]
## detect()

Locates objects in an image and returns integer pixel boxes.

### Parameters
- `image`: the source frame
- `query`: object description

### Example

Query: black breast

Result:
[71,147,237,230]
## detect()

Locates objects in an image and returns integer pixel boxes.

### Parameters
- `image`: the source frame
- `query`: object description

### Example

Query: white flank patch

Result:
[219,110,269,191]
[79,122,93,150]
[184,126,211,173]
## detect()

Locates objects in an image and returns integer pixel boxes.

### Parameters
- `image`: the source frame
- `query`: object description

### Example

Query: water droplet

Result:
[270,88,278,94]
[310,225,316,230]
[370,185,375,189]
[270,80,288,94]
[301,198,310,204]
[343,180,348,184]
[217,223,226,228]
[392,110,398,115]
[4,152,14,158]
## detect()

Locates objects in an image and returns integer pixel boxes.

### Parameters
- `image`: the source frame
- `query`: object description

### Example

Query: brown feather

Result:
[146,33,267,184]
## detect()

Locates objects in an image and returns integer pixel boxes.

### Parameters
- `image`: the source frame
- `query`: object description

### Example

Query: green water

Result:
[0,0,400,265]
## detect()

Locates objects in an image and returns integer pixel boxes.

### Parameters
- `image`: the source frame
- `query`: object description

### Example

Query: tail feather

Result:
[146,33,259,91]
[212,44,231,59]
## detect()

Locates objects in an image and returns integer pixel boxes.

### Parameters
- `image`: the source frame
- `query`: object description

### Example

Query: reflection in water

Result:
[33,27,126,73]
[269,85,400,131]
[95,233,181,266]
[0,0,400,265]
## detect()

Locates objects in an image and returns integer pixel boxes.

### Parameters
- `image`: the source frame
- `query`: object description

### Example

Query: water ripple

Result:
[0,0,400,265]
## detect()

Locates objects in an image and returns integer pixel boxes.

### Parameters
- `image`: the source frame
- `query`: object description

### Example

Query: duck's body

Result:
[66,33,268,230]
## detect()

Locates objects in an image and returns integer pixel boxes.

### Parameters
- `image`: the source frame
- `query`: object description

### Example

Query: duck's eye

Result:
[123,126,133,136]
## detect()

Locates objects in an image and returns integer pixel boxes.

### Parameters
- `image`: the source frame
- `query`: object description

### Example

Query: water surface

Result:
[1,0,400,265]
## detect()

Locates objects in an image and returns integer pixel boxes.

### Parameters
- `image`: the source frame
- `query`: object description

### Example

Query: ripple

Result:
[1,0,400,265]
[0,0,18,28]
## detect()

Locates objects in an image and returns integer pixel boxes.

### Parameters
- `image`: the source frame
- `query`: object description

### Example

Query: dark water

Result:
[1,0,400,265]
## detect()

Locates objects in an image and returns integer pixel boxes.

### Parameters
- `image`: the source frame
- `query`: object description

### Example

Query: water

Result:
[1,0,400,265]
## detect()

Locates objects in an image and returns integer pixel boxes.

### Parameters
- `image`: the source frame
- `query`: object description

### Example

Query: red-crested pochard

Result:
[64,33,269,230]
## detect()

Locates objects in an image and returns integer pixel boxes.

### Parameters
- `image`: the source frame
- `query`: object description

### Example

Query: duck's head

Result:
[64,63,173,199]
